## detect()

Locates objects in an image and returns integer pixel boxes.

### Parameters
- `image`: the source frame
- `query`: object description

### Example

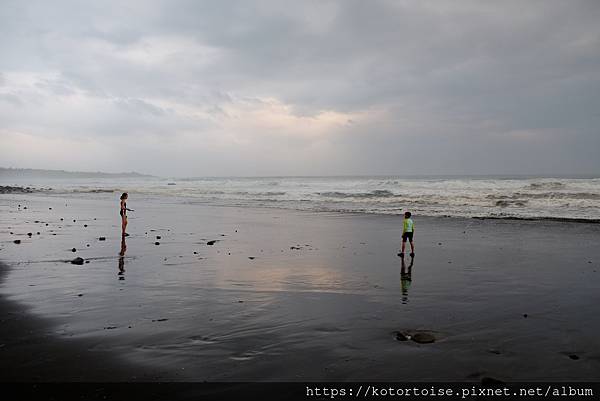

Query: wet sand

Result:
[1,193,600,382]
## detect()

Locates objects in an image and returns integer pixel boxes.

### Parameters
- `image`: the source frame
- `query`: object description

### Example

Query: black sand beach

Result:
[2,193,600,383]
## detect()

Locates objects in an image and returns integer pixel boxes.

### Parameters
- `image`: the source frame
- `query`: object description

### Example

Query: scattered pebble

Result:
[27,232,32,237]
[248,256,255,260]
[568,354,580,360]
[523,313,528,318]
[71,248,76,252]
[84,224,88,227]
[156,236,161,239]
[71,257,84,265]
[207,240,216,245]
[155,242,160,245]
[99,237,106,241]
[13,240,21,244]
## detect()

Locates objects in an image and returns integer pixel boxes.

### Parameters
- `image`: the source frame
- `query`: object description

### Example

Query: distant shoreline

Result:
[0,167,154,179]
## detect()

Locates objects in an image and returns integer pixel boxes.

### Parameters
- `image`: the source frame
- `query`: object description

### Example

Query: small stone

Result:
[27,232,32,236]
[395,332,409,341]
[193,251,198,254]
[411,332,436,344]
[481,377,504,385]
[85,260,90,264]
[99,237,106,241]
[73,220,76,222]
[60,218,64,221]
[36,232,40,235]
[207,240,216,245]
[49,207,52,210]
[156,236,161,239]
[13,240,21,244]
[78,294,83,297]
[71,257,84,265]
[523,313,528,318]
[155,242,160,245]
[248,256,255,260]
[568,354,580,360]
[71,248,76,252]
[86,244,90,247]
[84,224,88,227]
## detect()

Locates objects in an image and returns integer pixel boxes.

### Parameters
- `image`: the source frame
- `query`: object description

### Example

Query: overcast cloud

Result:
[1,0,599,176]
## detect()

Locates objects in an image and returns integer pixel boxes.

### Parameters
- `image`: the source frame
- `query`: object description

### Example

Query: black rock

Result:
[99,237,106,241]
[156,236,161,239]
[27,232,32,236]
[523,313,528,318]
[248,256,255,260]
[85,260,90,264]
[395,332,409,341]
[411,332,436,344]
[86,244,90,247]
[481,377,504,385]
[155,242,160,245]
[84,224,88,227]
[71,257,84,265]
[49,207,52,210]
[568,354,580,360]
[71,248,76,252]
[207,240,216,245]
[13,240,21,244]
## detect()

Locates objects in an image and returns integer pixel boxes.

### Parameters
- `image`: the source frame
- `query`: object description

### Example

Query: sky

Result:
[1,0,599,177]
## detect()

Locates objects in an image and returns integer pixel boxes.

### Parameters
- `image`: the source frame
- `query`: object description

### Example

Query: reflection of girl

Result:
[120,193,133,236]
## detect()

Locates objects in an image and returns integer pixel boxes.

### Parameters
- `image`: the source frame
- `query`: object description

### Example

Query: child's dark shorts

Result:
[402,232,414,242]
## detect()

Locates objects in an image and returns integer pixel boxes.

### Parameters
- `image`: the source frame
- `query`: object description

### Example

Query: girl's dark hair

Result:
[404,211,411,218]
[120,192,128,200]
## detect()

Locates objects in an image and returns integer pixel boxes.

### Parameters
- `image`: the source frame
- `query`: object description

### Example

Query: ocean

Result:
[5,175,600,222]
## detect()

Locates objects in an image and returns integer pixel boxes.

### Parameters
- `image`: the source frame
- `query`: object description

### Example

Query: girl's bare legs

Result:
[410,240,415,254]
[121,216,127,236]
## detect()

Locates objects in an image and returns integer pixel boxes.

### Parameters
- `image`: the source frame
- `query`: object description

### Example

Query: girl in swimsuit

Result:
[120,193,132,236]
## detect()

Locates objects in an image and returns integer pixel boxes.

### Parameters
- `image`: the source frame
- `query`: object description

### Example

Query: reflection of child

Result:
[399,211,415,258]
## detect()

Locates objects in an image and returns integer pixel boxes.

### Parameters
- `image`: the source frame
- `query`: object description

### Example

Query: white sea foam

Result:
[5,176,600,221]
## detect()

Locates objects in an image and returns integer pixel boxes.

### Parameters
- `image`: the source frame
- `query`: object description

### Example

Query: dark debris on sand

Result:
[70,257,84,265]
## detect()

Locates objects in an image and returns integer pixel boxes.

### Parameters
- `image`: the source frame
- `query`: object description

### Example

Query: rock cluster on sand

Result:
[1,186,35,194]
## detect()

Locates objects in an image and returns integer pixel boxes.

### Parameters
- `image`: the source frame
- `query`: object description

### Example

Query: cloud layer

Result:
[1,0,599,176]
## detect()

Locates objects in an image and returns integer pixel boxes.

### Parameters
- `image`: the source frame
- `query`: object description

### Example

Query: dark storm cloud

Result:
[0,0,599,175]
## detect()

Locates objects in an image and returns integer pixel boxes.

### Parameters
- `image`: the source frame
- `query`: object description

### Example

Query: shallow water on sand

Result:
[1,194,600,380]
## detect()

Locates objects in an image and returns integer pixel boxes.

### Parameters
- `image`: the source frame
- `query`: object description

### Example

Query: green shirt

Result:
[403,218,414,234]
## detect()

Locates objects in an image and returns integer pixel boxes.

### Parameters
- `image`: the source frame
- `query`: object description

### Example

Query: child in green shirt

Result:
[399,211,415,258]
